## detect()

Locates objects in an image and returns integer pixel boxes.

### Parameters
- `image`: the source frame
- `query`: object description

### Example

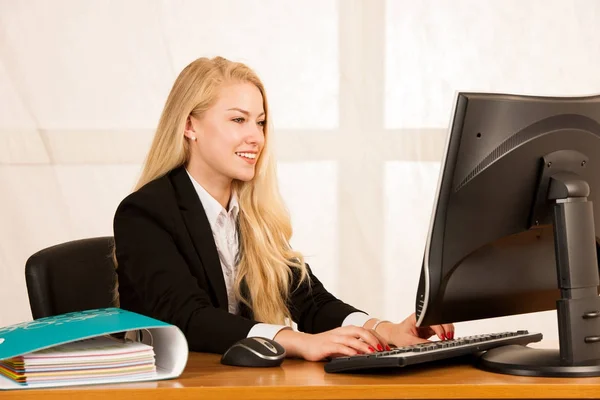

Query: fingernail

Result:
[441,333,446,340]
[368,346,375,352]
[386,345,391,351]
[377,344,383,351]
[447,332,454,340]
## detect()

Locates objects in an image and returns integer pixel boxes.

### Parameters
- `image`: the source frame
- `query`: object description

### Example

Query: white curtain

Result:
[2,0,600,340]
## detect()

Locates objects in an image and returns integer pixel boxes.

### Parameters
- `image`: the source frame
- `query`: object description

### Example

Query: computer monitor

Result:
[415,92,600,377]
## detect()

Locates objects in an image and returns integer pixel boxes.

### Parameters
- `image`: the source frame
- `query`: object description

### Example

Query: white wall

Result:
[1,0,600,340]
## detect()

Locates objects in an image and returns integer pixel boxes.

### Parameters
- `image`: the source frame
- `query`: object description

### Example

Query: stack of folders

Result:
[0,336,156,386]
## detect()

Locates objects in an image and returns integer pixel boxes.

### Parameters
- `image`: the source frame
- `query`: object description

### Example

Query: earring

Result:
[191,136,197,141]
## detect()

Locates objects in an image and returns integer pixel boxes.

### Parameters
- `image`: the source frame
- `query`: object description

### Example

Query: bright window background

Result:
[385,0,600,129]
[1,1,599,342]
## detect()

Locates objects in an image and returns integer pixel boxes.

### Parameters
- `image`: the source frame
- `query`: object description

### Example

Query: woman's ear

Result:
[184,116,197,141]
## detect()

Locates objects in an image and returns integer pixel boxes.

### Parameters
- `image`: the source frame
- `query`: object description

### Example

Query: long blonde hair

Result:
[119,56,307,325]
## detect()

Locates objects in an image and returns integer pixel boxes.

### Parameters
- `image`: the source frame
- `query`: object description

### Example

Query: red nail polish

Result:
[447,332,454,340]
[386,345,391,351]
[441,332,446,340]
[368,346,375,352]
[377,344,383,351]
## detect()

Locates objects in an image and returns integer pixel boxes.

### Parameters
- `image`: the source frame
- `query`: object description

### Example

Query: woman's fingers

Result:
[369,328,391,351]
[340,326,387,351]
[316,326,395,361]
[429,325,447,340]
[428,324,456,340]
[335,336,377,354]
[330,343,358,358]
[442,323,455,339]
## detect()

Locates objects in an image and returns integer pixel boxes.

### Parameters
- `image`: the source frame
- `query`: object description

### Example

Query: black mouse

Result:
[220,337,286,367]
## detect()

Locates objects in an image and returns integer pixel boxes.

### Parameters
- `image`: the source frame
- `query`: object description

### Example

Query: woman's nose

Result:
[246,124,265,145]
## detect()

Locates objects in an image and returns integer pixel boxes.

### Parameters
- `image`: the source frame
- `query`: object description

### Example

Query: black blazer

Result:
[113,166,362,354]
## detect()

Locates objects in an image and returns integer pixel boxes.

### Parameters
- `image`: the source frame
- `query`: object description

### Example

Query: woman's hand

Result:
[375,313,455,347]
[274,326,390,361]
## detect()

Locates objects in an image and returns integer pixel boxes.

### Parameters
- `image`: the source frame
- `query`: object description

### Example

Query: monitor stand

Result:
[479,152,600,377]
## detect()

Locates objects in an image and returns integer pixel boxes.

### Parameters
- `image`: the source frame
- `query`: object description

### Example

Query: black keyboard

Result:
[324,330,543,373]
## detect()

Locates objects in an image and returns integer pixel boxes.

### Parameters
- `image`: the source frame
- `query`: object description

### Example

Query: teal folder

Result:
[0,308,188,390]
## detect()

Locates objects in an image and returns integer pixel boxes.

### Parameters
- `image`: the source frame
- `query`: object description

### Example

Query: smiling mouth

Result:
[235,152,257,160]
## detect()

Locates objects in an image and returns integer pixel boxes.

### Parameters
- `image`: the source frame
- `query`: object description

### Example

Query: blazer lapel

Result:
[169,167,229,311]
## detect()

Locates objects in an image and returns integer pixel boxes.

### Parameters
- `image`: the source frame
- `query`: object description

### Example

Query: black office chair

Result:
[25,236,118,319]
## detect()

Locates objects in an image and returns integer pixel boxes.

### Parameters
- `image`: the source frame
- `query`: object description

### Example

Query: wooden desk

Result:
[5,351,600,400]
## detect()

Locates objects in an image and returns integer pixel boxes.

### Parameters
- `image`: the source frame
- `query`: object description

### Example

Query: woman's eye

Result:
[232,117,245,123]
[257,120,266,126]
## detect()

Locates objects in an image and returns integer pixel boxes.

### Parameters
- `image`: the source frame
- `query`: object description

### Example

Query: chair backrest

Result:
[25,237,117,319]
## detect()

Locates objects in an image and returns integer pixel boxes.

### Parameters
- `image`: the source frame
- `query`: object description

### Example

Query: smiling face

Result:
[185,81,266,186]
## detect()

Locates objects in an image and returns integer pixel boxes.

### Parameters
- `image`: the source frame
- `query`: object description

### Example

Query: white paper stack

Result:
[0,336,156,386]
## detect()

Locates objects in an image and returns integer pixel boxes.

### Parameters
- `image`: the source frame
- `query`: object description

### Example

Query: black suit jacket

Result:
[113,166,362,354]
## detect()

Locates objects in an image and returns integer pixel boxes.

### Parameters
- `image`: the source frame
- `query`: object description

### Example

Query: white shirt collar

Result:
[186,169,239,229]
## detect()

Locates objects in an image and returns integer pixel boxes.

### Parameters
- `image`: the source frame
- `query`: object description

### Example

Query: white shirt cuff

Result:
[342,312,371,328]
[247,323,290,340]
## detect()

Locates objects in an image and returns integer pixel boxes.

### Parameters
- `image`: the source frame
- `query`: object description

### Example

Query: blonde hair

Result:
[118,56,307,324]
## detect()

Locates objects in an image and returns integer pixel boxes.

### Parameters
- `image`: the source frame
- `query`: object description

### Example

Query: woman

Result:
[113,56,454,361]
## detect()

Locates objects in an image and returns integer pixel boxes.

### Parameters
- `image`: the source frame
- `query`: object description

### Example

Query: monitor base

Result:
[477,345,600,377]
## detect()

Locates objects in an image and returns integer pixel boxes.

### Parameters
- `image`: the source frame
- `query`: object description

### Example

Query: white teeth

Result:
[236,152,256,159]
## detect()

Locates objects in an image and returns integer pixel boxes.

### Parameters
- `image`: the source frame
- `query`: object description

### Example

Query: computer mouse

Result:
[220,337,286,367]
